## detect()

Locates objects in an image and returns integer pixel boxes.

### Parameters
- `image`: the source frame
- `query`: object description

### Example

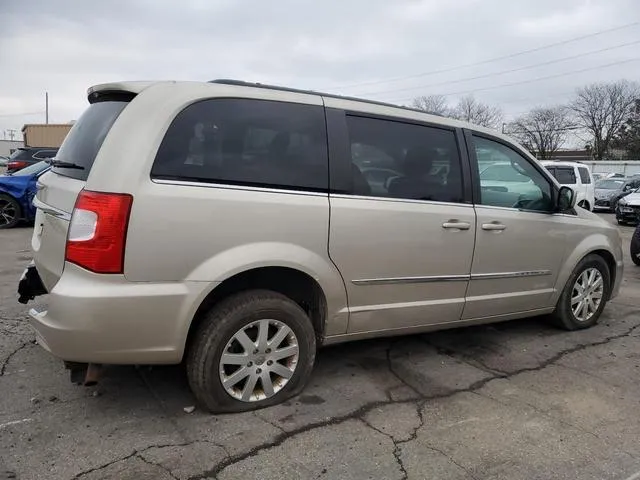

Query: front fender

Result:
[187,242,349,336]
[551,232,622,305]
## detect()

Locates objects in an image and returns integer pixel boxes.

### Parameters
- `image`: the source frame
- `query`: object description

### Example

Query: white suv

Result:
[542,161,595,211]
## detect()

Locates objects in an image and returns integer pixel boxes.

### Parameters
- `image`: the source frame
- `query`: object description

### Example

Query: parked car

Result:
[594,178,640,212]
[0,160,51,229]
[615,187,640,225]
[631,223,640,266]
[6,147,58,174]
[541,161,595,211]
[18,79,623,413]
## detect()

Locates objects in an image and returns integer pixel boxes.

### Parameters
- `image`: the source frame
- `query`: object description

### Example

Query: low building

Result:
[21,124,72,148]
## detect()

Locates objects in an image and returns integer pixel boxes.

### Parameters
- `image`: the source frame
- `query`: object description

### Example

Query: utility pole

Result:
[7,129,16,141]
[45,92,49,124]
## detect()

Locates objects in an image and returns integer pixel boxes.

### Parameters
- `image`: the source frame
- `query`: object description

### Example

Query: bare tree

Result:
[411,95,450,116]
[451,95,503,129]
[508,107,574,159]
[569,80,639,160]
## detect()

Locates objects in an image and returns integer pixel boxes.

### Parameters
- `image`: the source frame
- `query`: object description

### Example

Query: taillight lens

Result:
[8,161,27,170]
[65,190,133,274]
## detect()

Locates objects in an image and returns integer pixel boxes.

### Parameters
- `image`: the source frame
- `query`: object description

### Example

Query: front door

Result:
[464,132,568,320]
[326,108,476,334]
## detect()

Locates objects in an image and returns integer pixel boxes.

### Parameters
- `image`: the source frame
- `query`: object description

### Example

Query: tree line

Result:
[410,80,640,160]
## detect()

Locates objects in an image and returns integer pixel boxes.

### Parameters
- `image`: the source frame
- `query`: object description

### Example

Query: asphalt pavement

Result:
[1,216,640,480]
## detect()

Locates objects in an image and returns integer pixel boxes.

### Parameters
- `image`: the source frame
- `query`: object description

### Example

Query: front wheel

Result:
[0,194,20,229]
[187,290,316,413]
[551,254,610,330]
[631,225,640,266]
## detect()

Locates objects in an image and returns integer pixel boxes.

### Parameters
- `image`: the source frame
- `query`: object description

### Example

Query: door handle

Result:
[482,222,506,231]
[442,221,471,230]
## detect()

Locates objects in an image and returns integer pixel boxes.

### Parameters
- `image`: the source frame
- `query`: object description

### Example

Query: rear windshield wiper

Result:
[46,159,85,170]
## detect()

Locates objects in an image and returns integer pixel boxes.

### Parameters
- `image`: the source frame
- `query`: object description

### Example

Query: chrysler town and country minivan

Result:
[18,79,623,413]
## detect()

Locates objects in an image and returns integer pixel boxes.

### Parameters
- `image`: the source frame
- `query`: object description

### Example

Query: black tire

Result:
[618,219,626,226]
[0,194,21,229]
[631,225,640,266]
[578,200,590,211]
[187,290,316,413]
[551,254,611,331]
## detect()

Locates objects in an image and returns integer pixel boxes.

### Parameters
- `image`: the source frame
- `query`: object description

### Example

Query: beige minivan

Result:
[18,79,623,412]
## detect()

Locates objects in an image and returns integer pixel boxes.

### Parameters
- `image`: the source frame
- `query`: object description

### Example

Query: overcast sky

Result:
[1,0,639,143]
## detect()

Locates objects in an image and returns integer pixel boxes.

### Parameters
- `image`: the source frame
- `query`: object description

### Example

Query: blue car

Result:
[0,161,51,229]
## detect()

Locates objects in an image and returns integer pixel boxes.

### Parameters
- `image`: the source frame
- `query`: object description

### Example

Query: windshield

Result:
[10,160,50,177]
[480,164,531,182]
[596,179,625,189]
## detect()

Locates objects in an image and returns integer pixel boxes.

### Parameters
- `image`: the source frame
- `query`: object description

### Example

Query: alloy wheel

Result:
[571,268,604,322]
[219,319,299,402]
[0,198,17,227]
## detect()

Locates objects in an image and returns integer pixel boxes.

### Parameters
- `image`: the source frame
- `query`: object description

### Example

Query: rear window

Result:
[8,149,34,161]
[548,166,576,184]
[52,101,128,180]
[151,98,328,192]
[578,167,591,184]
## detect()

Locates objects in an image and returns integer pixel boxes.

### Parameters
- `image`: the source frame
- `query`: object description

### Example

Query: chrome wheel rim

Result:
[571,268,604,322]
[219,319,299,402]
[0,199,17,226]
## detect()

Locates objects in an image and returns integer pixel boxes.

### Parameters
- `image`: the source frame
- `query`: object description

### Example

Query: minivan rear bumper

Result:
[27,262,212,364]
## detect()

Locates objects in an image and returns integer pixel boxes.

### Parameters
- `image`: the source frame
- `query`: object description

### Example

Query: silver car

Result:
[18,79,623,412]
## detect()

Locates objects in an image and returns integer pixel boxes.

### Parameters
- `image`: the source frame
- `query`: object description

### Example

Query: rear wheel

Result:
[0,194,20,229]
[631,225,640,266]
[187,290,316,413]
[551,254,610,330]
[578,200,590,211]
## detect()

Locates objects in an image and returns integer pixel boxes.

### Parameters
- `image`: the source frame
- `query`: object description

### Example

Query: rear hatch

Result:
[32,96,131,290]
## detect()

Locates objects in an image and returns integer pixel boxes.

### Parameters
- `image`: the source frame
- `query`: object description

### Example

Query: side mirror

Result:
[557,186,576,212]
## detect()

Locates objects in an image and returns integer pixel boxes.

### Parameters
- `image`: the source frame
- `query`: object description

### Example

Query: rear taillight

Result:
[65,190,133,274]
[8,161,27,170]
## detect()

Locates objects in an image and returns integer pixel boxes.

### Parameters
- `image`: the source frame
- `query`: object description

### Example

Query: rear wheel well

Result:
[185,267,327,357]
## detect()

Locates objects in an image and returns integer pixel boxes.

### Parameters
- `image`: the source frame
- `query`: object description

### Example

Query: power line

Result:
[387,57,640,103]
[323,21,640,91]
[357,39,640,98]
[505,126,584,135]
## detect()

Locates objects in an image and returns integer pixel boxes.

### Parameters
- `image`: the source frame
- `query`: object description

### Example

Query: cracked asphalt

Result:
[1,216,640,480]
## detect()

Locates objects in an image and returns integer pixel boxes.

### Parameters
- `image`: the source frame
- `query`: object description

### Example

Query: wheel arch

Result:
[183,265,341,362]
[552,237,619,305]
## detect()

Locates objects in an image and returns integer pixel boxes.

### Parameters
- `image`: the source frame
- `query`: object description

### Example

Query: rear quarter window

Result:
[151,98,329,192]
[578,167,591,184]
[52,101,128,180]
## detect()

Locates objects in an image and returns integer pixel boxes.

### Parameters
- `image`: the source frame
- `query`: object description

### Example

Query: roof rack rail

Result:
[208,79,442,117]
